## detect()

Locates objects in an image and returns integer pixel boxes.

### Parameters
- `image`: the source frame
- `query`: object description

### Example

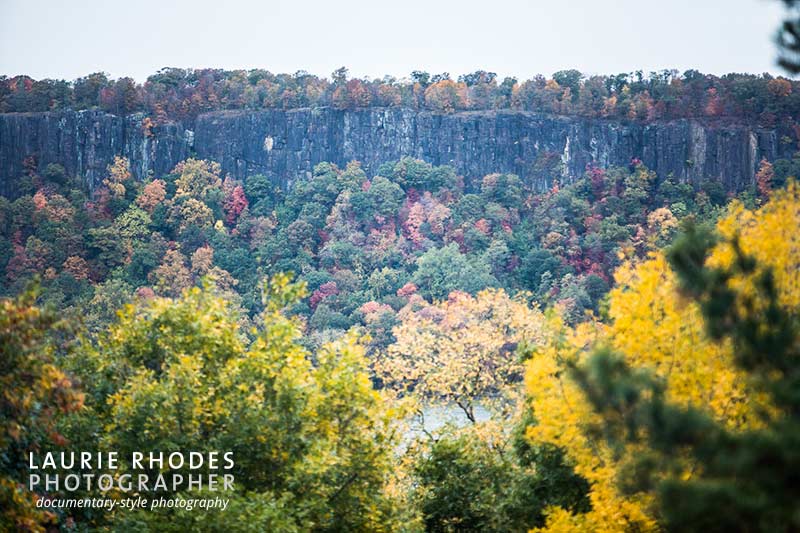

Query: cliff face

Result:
[0,111,188,196]
[0,108,792,197]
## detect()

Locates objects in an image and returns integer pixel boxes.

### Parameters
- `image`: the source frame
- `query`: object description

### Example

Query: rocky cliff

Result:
[0,108,793,197]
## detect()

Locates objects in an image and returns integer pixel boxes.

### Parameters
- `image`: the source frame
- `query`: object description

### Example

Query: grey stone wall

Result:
[0,107,791,197]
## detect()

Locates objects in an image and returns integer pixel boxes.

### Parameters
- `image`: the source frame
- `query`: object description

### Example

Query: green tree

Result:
[412,243,498,300]
[68,274,407,531]
[411,415,590,533]
[367,176,405,219]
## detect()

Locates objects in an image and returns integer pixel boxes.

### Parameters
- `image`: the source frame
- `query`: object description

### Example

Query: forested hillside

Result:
[2,146,799,531]
[1,144,799,530]
[4,153,797,345]
[4,0,800,528]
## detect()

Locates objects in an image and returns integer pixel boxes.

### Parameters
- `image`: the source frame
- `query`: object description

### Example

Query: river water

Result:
[404,403,492,442]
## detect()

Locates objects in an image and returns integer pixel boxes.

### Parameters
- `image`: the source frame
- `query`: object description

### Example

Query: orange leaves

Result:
[150,249,192,297]
[190,244,214,276]
[402,192,452,248]
[423,80,469,113]
[136,179,166,213]
[474,218,491,236]
[704,87,724,117]
[756,158,775,198]
[32,190,47,211]
[62,256,90,281]
[141,116,155,137]
[767,78,792,98]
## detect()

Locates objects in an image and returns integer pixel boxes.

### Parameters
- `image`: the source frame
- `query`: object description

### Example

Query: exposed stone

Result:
[0,107,793,198]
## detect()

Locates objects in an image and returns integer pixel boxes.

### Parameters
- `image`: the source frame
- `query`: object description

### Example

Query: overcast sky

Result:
[0,0,793,82]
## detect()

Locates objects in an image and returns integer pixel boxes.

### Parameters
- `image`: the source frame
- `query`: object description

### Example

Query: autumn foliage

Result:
[2,68,798,130]
[0,287,83,532]
[1,142,799,531]
[523,182,800,531]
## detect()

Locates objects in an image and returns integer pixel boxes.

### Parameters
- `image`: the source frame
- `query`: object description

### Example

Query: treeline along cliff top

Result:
[2,67,799,127]
[2,68,800,199]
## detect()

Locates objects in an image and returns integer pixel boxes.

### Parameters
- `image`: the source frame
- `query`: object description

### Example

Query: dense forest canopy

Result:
[1,78,800,531]
[2,153,798,530]
[3,0,800,528]
[2,68,799,128]
[6,151,798,355]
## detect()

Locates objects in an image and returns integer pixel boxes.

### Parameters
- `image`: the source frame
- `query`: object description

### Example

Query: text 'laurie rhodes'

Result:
[27,451,236,493]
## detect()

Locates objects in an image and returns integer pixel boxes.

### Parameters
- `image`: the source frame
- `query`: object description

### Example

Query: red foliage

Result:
[5,244,28,280]
[588,165,606,198]
[310,281,339,309]
[345,79,372,108]
[397,282,418,298]
[223,184,248,226]
[756,158,775,198]
[403,202,426,248]
[136,179,167,213]
[704,87,723,116]
[87,188,112,221]
[23,156,37,176]
[359,301,394,319]
[584,213,603,233]
[33,190,47,211]
[450,228,466,252]
[474,218,492,236]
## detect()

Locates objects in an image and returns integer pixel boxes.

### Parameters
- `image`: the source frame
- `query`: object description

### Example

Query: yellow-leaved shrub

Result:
[525,182,799,532]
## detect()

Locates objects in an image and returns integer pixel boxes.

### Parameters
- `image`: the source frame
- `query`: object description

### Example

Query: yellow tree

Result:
[525,316,656,532]
[173,158,223,199]
[102,156,131,199]
[377,289,547,421]
[379,288,589,533]
[524,182,800,532]
[150,248,192,297]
